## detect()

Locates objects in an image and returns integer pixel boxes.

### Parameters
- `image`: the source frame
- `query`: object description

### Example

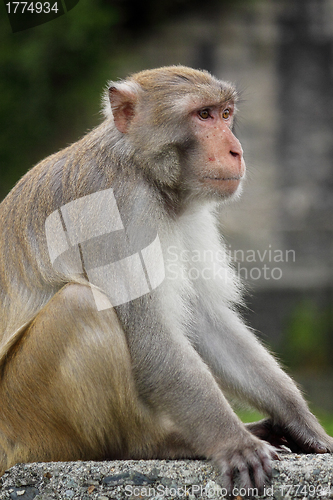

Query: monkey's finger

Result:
[258,448,274,476]
[219,462,234,495]
[246,448,271,493]
[269,447,281,461]
[231,453,253,490]
[238,464,254,492]
[276,445,292,453]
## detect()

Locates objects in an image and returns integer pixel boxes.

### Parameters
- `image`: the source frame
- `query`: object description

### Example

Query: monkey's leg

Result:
[0,283,196,474]
[193,305,333,454]
[245,417,332,453]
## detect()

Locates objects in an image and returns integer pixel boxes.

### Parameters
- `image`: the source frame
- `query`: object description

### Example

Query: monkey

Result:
[0,66,332,493]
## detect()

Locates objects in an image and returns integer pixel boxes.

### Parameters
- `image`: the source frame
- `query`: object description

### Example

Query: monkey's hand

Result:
[213,431,279,494]
[246,418,333,454]
[246,419,291,450]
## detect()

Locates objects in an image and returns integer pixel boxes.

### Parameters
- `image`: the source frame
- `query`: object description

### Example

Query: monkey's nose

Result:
[229,149,246,178]
[229,138,243,159]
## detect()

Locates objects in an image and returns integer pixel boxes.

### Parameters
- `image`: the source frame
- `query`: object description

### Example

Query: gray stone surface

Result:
[0,455,333,499]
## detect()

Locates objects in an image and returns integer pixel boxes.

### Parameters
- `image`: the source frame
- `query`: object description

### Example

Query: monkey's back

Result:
[0,121,118,360]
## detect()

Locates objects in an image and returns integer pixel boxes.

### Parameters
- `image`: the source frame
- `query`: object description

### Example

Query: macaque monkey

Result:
[0,66,332,493]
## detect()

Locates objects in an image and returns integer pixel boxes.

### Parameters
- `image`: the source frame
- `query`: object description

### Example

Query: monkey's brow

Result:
[220,87,239,102]
[196,100,235,110]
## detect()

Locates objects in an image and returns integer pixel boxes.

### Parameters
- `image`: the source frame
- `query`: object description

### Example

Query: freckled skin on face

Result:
[191,103,246,197]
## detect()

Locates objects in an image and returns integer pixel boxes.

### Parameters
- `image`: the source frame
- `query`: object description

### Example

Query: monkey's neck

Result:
[157,186,185,219]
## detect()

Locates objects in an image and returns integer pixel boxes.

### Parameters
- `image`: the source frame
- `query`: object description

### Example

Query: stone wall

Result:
[1,456,333,500]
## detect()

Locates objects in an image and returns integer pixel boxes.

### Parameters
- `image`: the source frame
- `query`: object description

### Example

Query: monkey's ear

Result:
[109,85,138,134]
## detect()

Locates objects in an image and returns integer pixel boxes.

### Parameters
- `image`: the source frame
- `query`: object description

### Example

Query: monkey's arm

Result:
[116,296,275,491]
[192,303,333,454]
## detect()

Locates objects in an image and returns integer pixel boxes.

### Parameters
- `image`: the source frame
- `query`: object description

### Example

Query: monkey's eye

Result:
[198,109,210,120]
[222,108,231,120]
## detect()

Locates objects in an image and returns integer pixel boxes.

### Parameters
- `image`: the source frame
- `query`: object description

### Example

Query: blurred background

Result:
[0,0,332,430]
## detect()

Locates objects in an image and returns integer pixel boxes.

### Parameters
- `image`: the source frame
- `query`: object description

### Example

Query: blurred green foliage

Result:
[316,411,333,437]
[282,299,332,371]
[0,0,122,198]
[0,0,240,199]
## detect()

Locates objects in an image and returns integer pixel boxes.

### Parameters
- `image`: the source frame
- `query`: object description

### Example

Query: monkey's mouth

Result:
[202,176,242,182]
[201,176,243,194]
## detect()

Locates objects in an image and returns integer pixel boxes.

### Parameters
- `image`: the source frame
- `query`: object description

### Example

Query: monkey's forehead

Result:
[130,65,238,103]
[131,65,220,85]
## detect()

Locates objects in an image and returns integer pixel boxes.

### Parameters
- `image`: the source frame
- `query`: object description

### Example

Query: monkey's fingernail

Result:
[316,445,327,453]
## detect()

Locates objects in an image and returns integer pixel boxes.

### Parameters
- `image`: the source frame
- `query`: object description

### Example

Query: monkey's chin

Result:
[202,177,243,198]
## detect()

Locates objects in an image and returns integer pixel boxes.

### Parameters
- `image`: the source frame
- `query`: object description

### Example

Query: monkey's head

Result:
[104,66,246,203]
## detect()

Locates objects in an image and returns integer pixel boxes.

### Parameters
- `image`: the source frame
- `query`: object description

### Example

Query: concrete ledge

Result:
[0,454,333,499]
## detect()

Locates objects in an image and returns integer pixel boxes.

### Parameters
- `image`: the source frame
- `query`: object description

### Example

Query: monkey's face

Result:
[107,66,246,201]
[188,101,246,199]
